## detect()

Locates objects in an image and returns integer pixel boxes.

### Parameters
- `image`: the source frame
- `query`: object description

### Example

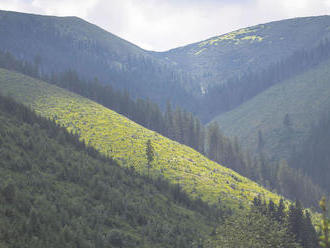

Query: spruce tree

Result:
[146,139,155,177]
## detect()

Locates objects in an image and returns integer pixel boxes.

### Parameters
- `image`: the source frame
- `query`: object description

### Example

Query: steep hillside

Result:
[2,10,330,118]
[0,94,218,248]
[0,68,284,208]
[161,15,330,90]
[0,10,198,108]
[211,57,330,161]
[0,85,305,248]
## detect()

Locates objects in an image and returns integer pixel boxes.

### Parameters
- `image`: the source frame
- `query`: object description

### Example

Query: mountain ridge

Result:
[160,15,330,92]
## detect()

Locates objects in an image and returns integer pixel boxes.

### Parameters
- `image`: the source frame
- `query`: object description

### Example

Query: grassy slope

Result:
[0,98,214,248]
[0,68,283,208]
[211,58,330,160]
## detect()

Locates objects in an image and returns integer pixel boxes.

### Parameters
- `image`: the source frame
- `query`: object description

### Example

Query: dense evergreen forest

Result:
[202,38,330,122]
[0,10,200,111]
[0,11,330,247]
[290,111,330,196]
[0,49,327,209]
[0,93,312,247]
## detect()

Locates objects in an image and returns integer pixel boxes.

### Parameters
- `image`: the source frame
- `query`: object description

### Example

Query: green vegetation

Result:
[209,197,319,247]
[212,57,330,161]
[1,48,323,209]
[0,86,308,248]
[0,94,222,247]
[195,26,263,55]
[0,68,284,209]
[0,10,327,247]
[145,139,155,177]
[290,111,330,194]
[319,197,330,247]
[201,38,330,122]
[211,211,300,247]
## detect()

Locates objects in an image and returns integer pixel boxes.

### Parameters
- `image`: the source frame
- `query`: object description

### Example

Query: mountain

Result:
[0,10,198,109]
[0,79,305,248]
[211,57,330,161]
[0,67,284,208]
[160,15,330,90]
[1,10,330,120]
[0,9,324,246]
[0,47,326,209]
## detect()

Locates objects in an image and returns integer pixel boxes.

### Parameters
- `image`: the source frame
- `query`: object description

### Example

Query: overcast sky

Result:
[0,0,330,51]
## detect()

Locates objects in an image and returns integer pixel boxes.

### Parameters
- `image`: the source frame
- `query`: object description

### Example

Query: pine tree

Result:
[146,139,155,177]
[276,199,286,223]
[257,130,265,151]
[283,113,292,127]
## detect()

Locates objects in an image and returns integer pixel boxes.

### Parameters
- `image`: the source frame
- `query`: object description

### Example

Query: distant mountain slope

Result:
[2,10,330,118]
[0,68,284,208]
[290,111,330,192]
[0,10,197,108]
[0,10,143,73]
[161,16,330,90]
[211,57,330,161]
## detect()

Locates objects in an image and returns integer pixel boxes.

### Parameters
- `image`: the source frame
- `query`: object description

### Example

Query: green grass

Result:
[0,68,286,208]
[0,94,217,248]
[193,26,263,56]
[211,58,330,160]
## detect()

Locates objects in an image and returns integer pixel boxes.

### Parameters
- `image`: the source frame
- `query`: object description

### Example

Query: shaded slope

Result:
[290,112,330,192]
[211,58,330,160]
[161,15,330,90]
[0,68,283,208]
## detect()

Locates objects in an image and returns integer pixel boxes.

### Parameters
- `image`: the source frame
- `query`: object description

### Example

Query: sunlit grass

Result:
[0,68,284,208]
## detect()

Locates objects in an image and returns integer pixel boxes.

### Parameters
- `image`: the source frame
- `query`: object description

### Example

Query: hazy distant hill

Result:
[160,16,330,91]
[0,10,198,109]
[2,9,330,165]
[1,10,330,116]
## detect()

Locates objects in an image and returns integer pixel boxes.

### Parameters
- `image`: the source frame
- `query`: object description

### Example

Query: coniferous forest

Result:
[0,48,327,209]
[0,8,330,248]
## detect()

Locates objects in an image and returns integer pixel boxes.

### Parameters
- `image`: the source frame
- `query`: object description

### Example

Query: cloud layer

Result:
[1,0,330,51]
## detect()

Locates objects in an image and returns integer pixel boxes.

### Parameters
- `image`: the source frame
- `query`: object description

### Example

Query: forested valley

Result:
[0,10,330,248]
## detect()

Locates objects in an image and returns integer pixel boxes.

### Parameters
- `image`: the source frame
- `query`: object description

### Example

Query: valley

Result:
[0,8,329,248]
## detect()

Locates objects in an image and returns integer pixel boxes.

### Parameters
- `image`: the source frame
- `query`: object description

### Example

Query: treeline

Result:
[0,91,305,248]
[213,196,320,248]
[48,70,325,207]
[0,93,227,248]
[202,38,330,122]
[0,50,205,154]
[0,49,325,208]
[252,197,318,248]
[290,111,330,194]
[206,122,326,208]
